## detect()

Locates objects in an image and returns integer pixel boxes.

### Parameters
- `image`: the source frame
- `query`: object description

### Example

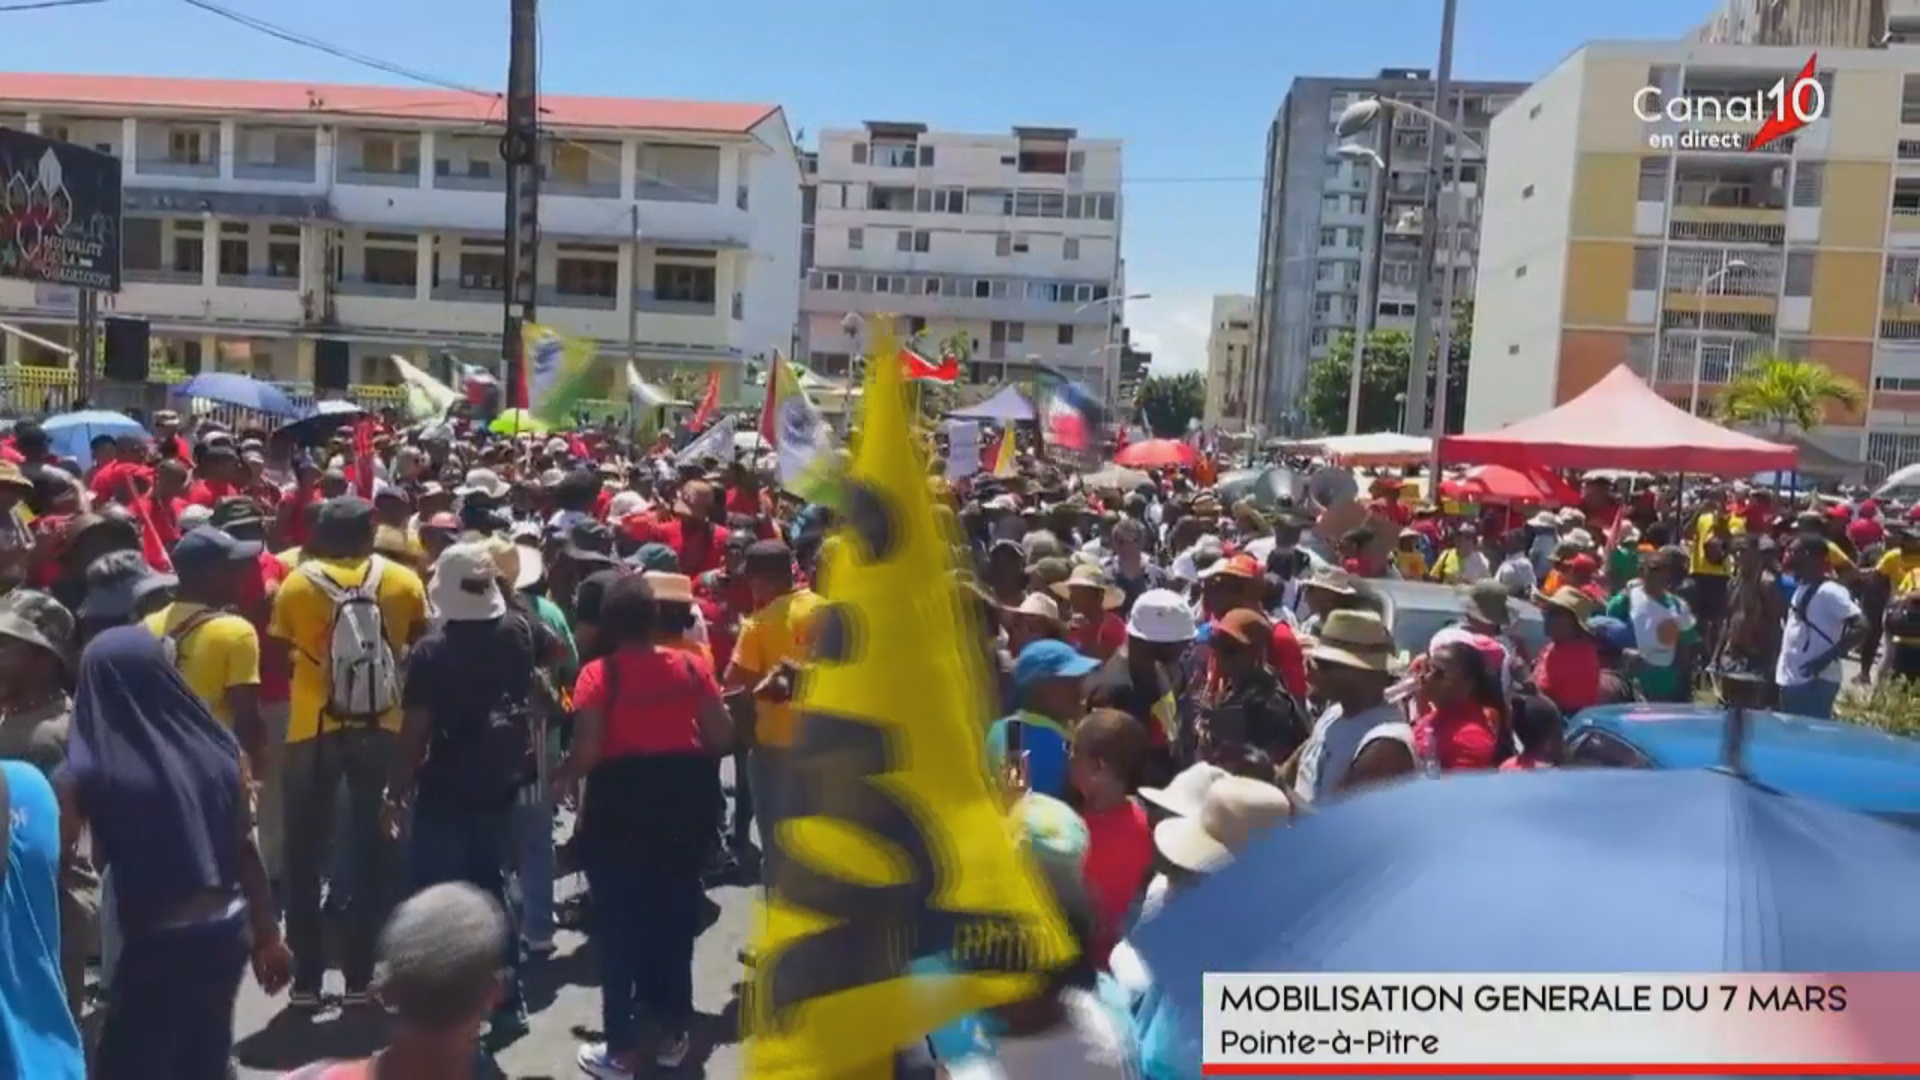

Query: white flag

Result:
[676,414,737,466]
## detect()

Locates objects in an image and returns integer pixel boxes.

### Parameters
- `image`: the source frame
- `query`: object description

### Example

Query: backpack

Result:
[301,557,400,724]
[159,607,220,670]
[428,613,540,809]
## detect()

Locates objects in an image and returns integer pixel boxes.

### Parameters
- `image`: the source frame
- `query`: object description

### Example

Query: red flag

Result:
[352,418,376,500]
[900,346,959,383]
[758,356,781,446]
[690,370,721,430]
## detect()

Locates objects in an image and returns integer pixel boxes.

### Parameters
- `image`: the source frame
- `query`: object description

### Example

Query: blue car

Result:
[1566,704,1920,828]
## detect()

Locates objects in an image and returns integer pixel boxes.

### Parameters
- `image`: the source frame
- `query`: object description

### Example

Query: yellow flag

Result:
[746,314,1075,1077]
[991,426,1018,479]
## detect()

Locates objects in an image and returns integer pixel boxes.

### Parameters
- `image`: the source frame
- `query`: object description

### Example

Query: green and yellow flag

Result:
[746,315,1074,1077]
[522,322,623,427]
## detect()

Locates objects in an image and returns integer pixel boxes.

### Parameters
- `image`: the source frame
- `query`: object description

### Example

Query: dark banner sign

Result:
[0,126,122,292]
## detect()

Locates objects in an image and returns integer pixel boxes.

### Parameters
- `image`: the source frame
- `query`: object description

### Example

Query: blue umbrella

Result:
[42,410,147,470]
[175,371,298,416]
[1135,769,1920,1062]
[272,398,367,444]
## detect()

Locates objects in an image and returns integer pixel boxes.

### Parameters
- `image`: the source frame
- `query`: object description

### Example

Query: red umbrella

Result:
[1114,438,1198,469]
[1440,464,1579,506]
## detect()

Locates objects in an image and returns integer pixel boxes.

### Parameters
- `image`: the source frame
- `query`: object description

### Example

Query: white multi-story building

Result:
[0,73,801,401]
[1204,294,1254,428]
[799,122,1127,402]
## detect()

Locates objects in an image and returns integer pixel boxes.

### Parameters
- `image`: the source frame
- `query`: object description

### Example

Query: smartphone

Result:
[1006,718,1024,756]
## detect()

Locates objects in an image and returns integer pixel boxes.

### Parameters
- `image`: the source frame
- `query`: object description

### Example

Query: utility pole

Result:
[624,204,640,368]
[1402,0,1457,436]
[500,0,541,405]
[73,290,97,406]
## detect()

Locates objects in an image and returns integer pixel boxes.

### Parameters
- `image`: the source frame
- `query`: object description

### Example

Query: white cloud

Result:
[1125,291,1216,376]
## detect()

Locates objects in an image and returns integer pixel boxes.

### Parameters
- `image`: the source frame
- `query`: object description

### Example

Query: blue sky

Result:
[12,0,1709,371]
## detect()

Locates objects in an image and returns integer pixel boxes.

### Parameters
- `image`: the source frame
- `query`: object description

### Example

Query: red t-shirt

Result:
[186,478,235,508]
[1079,798,1153,968]
[1369,499,1412,527]
[239,551,291,704]
[1268,621,1308,699]
[572,645,721,758]
[1534,638,1601,718]
[695,571,755,673]
[88,460,146,504]
[140,494,187,549]
[1068,612,1127,661]
[625,517,730,576]
[1413,702,1499,772]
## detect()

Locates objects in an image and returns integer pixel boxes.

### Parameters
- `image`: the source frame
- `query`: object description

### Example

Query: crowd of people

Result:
[0,400,1911,1079]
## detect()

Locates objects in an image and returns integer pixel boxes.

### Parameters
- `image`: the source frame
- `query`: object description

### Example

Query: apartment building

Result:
[799,122,1127,402]
[1204,294,1254,427]
[1696,0,1894,46]
[0,73,802,398]
[1248,69,1527,435]
[1464,40,1920,478]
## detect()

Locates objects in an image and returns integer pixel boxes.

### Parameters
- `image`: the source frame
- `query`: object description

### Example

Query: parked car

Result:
[1566,704,1920,827]
[1371,579,1546,658]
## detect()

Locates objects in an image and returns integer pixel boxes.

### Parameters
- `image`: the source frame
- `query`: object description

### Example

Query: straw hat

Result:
[1301,564,1361,597]
[1005,591,1068,631]
[1152,777,1293,873]
[1538,586,1596,631]
[1051,563,1124,610]
[1305,609,1397,673]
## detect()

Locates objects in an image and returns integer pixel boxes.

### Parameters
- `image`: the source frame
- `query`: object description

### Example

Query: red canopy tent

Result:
[1439,464,1580,506]
[1440,366,1798,475]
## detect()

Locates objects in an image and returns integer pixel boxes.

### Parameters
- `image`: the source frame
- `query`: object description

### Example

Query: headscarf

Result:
[66,624,242,930]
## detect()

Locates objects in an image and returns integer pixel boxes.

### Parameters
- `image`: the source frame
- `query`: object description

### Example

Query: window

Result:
[848,227,864,250]
[171,233,203,275]
[654,262,717,305]
[1507,344,1520,355]
[896,229,930,253]
[1528,103,1543,119]
[1514,264,1528,278]
[556,256,617,298]
[363,246,416,287]
[995,233,1012,257]
[359,135,414,174]
[1057,324,1074,346]
[1566,731,1651,768]
[871,140,918,168]
[459,249,505,290]
[870,186,915,211]
[913,186,964,214]
[732,292,744,319]
[918,144,936,167]
[851,142,868,165]
[1320,227,1338,246]
[1064,237,1080,260]
[168,128,207,165]
[267,227,299,279]
[1521,183,1535,199]
[1007,322,1025,343]
[549,143,591,184]
[219,235,249,276]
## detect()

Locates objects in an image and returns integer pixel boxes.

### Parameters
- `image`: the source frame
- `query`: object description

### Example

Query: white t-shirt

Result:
[1777,579,1860,688]
[1623,583,1694,669]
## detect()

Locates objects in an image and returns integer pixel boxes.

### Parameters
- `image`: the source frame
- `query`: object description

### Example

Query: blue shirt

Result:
[984,712,1073,802]
[0,761,85,1079]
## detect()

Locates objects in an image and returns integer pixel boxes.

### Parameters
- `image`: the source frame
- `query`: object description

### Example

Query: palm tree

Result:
[1716,354,1864,435]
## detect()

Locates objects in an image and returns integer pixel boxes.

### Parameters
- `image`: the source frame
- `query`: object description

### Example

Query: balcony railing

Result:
[337,167,420,189]
[136,158,217,178]
[542,286,616,311]
[544,179,622,199]
[215,273,299,291]
[124,267,204,286]
[335,278,417,298]
[432,173,506,193]
[636,179,718,204]
[428,284,501,304]
[234,162,317,183]
[635,293,716,316]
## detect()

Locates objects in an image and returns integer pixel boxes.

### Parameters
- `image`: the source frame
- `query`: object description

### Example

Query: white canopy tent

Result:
[1276,432,1433,467]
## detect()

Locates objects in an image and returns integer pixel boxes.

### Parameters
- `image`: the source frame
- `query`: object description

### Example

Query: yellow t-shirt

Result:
[1393,550,1428,580]
[143,601,260,727]
[1689,512,1745,576]
[1877,549,1920,585]
[276,547,304,571]
[269,555,428,743]
[731,588,824,748]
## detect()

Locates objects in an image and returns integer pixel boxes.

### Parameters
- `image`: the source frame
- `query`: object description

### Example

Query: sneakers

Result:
[656,1032,691,1069]
[576,1043,635,1080]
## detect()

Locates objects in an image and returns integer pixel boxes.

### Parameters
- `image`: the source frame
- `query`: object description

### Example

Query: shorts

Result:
[1688,574,1729,624]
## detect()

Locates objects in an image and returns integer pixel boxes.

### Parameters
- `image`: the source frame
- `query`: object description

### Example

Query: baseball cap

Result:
[173,526,263,573]
[208,496,264,532]
[1199,553,1262,582]
[628,542,680,573]
[1012,639,1099,698]
[1212,607,1274,648]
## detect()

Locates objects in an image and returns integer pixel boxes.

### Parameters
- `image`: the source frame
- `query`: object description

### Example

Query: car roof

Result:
[1570,704,1920,815]
[1371,579,1544,622]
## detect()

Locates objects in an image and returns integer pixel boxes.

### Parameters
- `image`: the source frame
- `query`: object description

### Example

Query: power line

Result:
[176,0,495,99]
[0,0,107,11]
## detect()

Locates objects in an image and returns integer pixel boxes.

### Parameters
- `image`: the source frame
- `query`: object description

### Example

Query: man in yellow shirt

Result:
[1690,494,1743,661]
[142,526,266,774]
[724,539,822,884]
[267,496,427,1009]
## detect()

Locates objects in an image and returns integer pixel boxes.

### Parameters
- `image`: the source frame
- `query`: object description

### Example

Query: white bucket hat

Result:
[1152,776,1293,873]
[1126,588,1197,644]
[429,541,507,621]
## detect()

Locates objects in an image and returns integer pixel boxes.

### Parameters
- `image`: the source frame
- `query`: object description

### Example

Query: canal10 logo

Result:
[1633,54,1826,154]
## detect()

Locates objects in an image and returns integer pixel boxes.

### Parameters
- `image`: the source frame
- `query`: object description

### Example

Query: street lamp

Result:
[1336,141,1387,435]
[1689,257,1750,416]
[1073,292,1150,405]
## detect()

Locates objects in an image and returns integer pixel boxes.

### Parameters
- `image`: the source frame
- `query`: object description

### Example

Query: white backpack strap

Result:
[300,561,349,601]
[357,555,386,598]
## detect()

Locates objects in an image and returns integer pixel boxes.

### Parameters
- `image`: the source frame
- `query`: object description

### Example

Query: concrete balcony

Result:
[125,267,204,286]
[636,294,718,317]
[637,179,719,204]
[428,285,502,305]
[337,168,420,189]
[431,173,506,194]
[135,159,218,180]
[545,180,622,200]
[215,273,300,291]
[1668,204,1786,225]
[542,287,617,311]
[335,278,418,299]
[233,162,317,184]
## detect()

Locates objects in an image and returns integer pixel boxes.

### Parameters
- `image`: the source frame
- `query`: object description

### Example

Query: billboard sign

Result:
[0,126,122,292]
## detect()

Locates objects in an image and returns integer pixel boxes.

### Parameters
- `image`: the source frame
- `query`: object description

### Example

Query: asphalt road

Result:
[228,806,758,1078]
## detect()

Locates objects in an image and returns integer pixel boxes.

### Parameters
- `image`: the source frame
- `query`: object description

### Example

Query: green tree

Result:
[1137,370,1205,437]
[1716,354,1863,434]
[1299,302,1472,435]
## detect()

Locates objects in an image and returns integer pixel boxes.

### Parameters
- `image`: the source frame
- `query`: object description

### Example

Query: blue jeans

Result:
[512,792,554,945]
[1778,678,1842,719]
[586,851,702,1053]
[748,746,787,893]
[409,807,524,1018]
